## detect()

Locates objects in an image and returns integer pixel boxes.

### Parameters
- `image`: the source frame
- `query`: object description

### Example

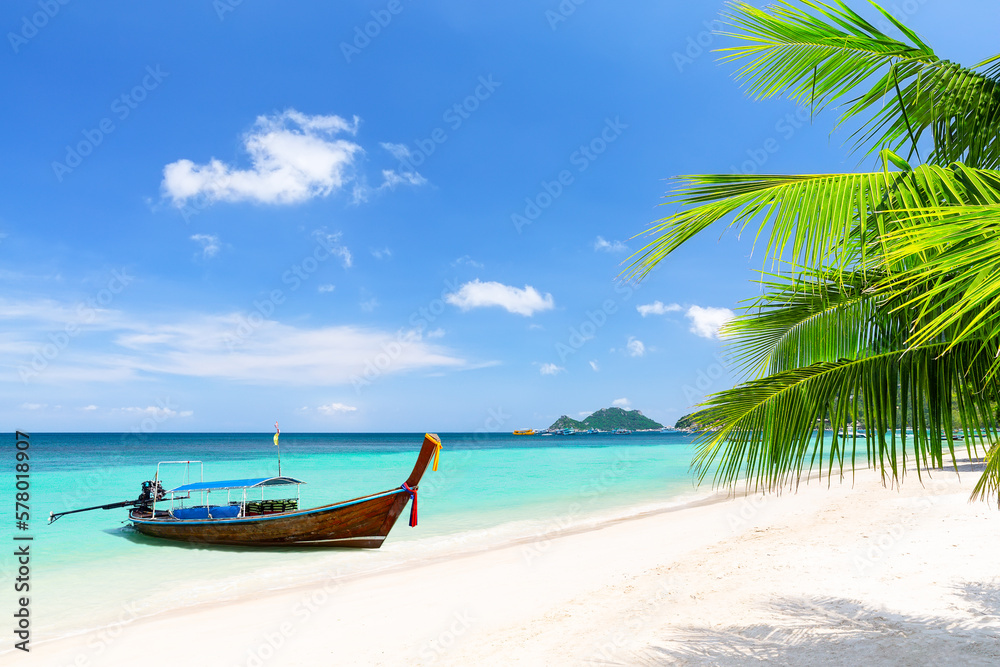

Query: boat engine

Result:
[137,479,166,508]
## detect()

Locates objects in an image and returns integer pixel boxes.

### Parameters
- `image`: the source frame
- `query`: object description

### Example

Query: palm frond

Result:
[626,163,1000,281]
[690,341,1000,499]
[723,269,896,379]
[878,205,1000,361]
[720,1,1000,168]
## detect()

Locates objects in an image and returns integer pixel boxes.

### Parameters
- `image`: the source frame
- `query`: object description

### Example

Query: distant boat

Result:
[513,429,535,435]
[50,434,442,549]
[612,428,633,435]
[553,428,576,435]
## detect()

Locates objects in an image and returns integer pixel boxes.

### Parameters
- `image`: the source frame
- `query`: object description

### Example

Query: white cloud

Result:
[452,255,485,269]
[360,298,379,313]
[381,142,412,162]
[371,247,392,260]
[593,236,628,253]
[446,280,554,316]
[120,406,193,419]
[380,169,427,190]
[637,300,682,317]
[612,397,630,408]
[3,295,469,385]
[318,284,336,293]
[162,110,363,206]
[685,305,735,339]
[190,233,221,258]
[626,336,645,357]
[425,328,445,339]
[313,229,352,268]
[81,404,98,411]
[317,402,357,415]
[539,363,564,375]
[20,402,45,410]
[589,360,599,371]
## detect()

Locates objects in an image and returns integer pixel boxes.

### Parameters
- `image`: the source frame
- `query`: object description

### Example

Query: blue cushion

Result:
[172,505,240,520]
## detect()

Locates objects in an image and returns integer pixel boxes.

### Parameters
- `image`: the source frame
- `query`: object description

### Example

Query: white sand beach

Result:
[26,459,1000,666]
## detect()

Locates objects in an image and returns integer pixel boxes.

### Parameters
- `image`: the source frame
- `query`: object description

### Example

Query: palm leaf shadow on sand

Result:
[623,583,1000,666]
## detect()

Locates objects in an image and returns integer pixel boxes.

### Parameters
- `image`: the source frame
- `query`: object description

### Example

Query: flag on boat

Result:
[274,421,279,446]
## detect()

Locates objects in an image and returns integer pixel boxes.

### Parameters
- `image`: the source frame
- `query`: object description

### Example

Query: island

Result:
[547,407,663,432]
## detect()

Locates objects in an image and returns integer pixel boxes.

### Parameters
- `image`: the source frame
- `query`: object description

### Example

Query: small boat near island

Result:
[49,434,442,549]
[513,429,535,435]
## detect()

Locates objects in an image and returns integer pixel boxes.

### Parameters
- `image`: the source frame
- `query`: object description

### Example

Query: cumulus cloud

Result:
[589,360,599,371]
[637,300,682,317]
[612,397,630,408]
[626,336,645,357]
[371,247,392,260]
[162,110,364,206]
[190,233,221,258]
[685,305,734,339]
[445,280,554,316]
[594,236,628,253]
[539,363,564,375]
[81,404,98,411]
[20,402,45,410]
[318,284,336,293]
[317,402,357,415]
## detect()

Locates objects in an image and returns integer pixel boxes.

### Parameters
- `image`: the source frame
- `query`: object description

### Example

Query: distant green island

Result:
[674,412,703,430]
[547,407,663,431]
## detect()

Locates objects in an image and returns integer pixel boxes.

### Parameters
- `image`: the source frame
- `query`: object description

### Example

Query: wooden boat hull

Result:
[128,434,439,548]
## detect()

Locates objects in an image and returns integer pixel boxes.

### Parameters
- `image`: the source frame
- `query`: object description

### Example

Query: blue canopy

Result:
[168,476,305,493]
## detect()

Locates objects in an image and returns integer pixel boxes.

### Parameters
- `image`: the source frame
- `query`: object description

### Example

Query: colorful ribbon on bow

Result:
[432,440,442,471]
[401,482,418,527]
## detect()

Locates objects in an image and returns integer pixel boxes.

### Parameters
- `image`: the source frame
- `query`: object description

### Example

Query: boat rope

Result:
[432,441,442,471]
[401,482,418,527]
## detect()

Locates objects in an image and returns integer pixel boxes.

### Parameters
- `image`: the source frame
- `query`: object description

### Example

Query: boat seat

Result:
[172,505,240,520]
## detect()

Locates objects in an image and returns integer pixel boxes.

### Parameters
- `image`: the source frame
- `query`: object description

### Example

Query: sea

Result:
[2,431,708,645]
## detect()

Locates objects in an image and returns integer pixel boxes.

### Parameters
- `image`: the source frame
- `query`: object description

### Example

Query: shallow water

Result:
[2,431,705,640]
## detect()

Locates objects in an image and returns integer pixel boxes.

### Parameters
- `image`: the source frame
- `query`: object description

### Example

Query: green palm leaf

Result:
[720,1,1000,168]
[691,342,1000,496]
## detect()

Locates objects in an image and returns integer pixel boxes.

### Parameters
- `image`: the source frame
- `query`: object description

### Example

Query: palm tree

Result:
[629,0,1000,502]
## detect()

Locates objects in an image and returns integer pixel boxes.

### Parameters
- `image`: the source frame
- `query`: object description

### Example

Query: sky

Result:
[3,0,999,433]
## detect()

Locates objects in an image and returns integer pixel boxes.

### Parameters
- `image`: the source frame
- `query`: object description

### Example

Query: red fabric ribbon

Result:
[401,482,417,527]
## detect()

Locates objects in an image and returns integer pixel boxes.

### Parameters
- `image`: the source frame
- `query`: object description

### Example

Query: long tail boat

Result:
[49,433,441,549]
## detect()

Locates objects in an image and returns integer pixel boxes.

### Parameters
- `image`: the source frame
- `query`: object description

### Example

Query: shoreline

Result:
[20,459,1000,665]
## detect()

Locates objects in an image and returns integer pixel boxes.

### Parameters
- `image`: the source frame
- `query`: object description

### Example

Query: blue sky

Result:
[3,1,998,433]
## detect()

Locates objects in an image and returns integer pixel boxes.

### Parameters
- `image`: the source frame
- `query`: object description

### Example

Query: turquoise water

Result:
[2,431,703,642]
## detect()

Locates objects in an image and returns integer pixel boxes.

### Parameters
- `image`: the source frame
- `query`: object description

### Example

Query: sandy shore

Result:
[24,460,1000,666]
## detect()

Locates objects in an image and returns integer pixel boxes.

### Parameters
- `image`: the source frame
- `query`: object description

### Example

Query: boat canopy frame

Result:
[151,460,306,519]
